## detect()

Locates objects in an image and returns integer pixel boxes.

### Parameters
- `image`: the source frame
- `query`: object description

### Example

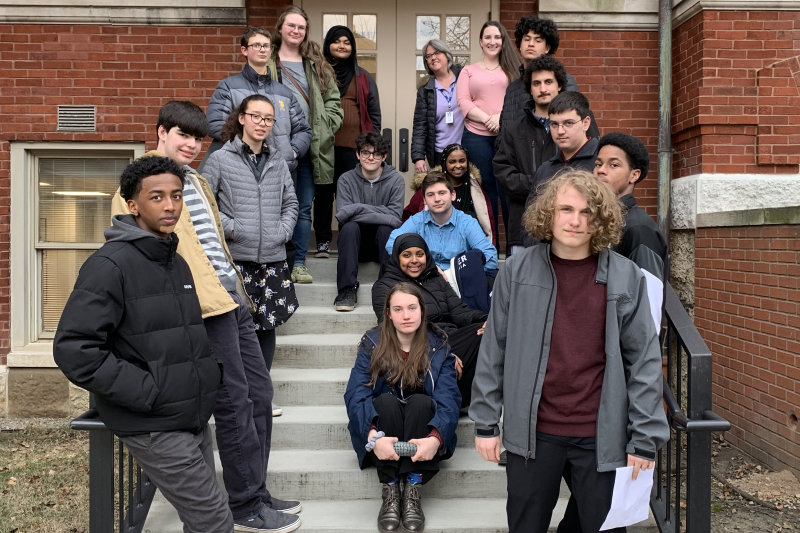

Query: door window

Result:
[415,14,472,88]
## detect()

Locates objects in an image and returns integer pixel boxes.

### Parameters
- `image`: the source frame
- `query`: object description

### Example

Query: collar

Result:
[559,137,594,165]
[422,208,456,227]
[620,193,638,209]
[241,139,270,160]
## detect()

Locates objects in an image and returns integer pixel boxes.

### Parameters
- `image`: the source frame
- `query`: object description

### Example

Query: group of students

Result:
[49,7,673,533]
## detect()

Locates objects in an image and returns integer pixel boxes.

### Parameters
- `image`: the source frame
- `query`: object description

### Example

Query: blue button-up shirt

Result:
[386,208,498,271]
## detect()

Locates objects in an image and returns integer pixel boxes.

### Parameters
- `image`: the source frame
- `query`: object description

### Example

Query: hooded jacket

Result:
[204,135,299,264]
[267,57,344,185]
[344,325,461,469]
[335,163,405,228]
[405,163,496,246]
[495,100,601,247]
[498,64,579,135]
[411,64,464,165]
[54,215,221,437]
[469,244,670,470]
[617,194,669,284]
[206,63,313,173]
[372,234,487,333]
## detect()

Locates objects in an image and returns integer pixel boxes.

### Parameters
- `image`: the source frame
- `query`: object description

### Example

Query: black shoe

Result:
[262,496,301,514]
[401,479,425,532]
[499,450,507,466]
[334,285,358,312]
[378,483,402,532]
[315,241,330,258]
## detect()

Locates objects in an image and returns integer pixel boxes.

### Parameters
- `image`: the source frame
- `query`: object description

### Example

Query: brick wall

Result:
[695,225,800,473]
[672,11,800,177]
[500,0,538,30]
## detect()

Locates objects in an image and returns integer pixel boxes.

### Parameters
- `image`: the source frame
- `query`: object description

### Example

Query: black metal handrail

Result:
[651,284,731,533]
[71,399,156,533]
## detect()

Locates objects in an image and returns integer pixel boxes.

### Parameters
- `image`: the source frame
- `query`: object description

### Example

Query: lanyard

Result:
[438,83,455,110]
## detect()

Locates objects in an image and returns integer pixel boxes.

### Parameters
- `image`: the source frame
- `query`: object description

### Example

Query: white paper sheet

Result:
[640,268,664,331]
[599,466,654,531]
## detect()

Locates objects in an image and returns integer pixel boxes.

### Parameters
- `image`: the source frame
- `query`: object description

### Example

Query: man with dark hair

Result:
[111,102,302,533]
[499,16,580,133]
[54,157,236,533]
[595,132,669,284]
[495,57,600,256]
[334,132,405,312]
[471,170,669,533]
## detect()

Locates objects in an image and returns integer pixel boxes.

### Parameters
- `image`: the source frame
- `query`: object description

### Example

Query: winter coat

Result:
[494,100,600,247]
[404,163,495,246]
[335,163,405,228]
[204,135,299,264]
[345,325,461,469]
[372,235,487,332]
[354,66,381,133]
[469,244,670,470]
[498,65,579,134]
[411,65,463,165]
[110,151,254,319]
[206,64,313,173]
[617,194,669,284]
[54,215,221,437]
[267,57,344,185]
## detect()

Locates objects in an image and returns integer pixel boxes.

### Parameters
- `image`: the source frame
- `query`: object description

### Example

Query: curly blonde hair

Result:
[523,170,623,254]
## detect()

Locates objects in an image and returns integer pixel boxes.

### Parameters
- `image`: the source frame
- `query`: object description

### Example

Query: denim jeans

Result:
[293,155,315,266]
[460,128,507,239]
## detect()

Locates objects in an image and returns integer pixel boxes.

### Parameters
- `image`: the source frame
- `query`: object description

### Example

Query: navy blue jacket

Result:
[344,325,461,469]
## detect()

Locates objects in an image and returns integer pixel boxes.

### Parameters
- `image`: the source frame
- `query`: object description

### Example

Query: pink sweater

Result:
[456,63,510,136]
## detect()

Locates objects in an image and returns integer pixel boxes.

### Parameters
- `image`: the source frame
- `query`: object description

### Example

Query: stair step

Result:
[144,497,659,532]
[276,306,377,335]
[270,368,351,406]
[273,334,361,369]
[301,257,382,282]
[294,281,374,307]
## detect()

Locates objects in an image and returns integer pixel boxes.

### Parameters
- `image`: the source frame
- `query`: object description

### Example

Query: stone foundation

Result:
[6,368,70,418]
[669,229,696,317]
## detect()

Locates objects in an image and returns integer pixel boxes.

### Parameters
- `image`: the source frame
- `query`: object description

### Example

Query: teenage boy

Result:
[110,102,301,533]
[495,56,600,256]
[470,170,669,533]
[499,16,579,133]
[594,132,669,284]
[54,157,234,532]
[334,132,404,312]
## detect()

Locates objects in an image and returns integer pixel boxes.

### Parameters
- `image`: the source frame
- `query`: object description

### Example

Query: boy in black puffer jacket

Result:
[54,157,234,532]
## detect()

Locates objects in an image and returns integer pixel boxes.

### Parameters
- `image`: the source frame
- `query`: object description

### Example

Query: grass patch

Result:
[0,426,89,533]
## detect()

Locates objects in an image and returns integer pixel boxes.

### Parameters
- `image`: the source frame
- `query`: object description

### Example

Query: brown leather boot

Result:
[401,478,425,531]
[378,483,402,532]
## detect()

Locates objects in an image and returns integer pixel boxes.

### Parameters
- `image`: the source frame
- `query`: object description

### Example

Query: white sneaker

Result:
[272,402,283,417]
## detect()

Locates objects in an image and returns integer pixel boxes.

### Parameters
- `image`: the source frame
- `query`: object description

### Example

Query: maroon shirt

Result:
[536,253,607,437]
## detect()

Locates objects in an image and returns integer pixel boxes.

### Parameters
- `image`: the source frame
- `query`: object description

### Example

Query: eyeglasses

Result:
[424,50,444,60]
[359,150,382,160]
[244,113,275,126]
[284,22,307,33]
[549,120,582,132]
[247,43,272,51]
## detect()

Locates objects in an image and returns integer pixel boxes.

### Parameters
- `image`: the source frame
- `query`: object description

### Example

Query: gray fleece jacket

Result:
[469,244,669,471]
[335,163,405,228]
[204,135,299,264]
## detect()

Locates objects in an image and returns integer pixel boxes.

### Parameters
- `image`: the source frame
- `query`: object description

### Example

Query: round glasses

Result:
[244,113,275,126]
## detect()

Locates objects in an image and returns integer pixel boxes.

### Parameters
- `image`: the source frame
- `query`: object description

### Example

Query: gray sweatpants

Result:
[120,424,233,533]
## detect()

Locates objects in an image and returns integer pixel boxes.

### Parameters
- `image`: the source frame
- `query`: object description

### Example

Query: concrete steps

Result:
[294,280,374,307]
[273,334,360,369]
[276,306,377,335]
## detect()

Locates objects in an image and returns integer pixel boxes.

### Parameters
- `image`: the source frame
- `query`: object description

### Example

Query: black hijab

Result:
[382,234,438,282]
[323,25,358,97]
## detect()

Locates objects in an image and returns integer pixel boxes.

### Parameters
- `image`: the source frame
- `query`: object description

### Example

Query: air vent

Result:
[57,106,96,132]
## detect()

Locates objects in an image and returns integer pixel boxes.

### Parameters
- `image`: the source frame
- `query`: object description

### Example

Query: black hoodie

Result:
[54,215,221,437]
[371,233,486,333]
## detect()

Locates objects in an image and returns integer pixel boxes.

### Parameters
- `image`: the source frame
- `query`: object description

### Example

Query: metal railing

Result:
[71,398,156,533]
[651,285,731,532]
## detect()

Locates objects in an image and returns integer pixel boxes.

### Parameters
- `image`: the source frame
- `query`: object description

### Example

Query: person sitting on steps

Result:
[345,282,461,533]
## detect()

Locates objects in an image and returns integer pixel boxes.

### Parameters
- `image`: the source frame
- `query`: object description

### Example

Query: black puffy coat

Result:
[54,215,221,437]
[411,64,463,165]
[498,65,579,135]
[371,234,486,333]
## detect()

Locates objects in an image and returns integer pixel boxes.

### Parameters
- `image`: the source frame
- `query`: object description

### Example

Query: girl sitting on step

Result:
[344,282,461,533]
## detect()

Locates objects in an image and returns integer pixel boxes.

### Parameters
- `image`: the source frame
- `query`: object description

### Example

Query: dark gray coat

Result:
[411,64,463,165]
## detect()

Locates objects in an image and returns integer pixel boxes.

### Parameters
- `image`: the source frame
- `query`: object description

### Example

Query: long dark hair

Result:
[479,21,522,82]
[220,94,274,144]
[368,283,431,389]
[272,6,336,90]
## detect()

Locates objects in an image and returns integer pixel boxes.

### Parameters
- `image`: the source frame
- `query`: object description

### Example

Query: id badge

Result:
[446,111,454,124]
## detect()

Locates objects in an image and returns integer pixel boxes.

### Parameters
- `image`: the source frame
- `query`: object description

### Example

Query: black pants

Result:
[256,328,277,372]
[447,322,483,409]
[506,441,624,533]
[315,146,359,245]
[336,221,393,291]
[371,393,440,485]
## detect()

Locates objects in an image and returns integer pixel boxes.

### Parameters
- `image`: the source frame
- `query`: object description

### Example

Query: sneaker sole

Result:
[275,503,302,514]
[314,252,330,259]
[335,304,356,312]
[272,409,283,417]
[234,517,301,533]
[291,276,313,284]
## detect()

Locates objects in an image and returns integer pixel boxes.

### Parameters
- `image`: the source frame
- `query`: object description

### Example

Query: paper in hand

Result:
[640,268,663,331]
[599,466,654,531]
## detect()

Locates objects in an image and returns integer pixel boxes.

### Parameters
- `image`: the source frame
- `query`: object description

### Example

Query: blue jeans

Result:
[293,155,315,266]
[460,128,507,239]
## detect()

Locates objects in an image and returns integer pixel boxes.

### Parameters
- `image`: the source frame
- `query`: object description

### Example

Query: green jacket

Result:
[267,57,343,185]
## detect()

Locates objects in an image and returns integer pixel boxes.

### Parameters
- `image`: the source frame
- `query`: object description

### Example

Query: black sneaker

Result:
[315,241,330,258]
[334,285,358,312]
[378,482,402,532]
[234,505,300,532]
[262,497,302,514]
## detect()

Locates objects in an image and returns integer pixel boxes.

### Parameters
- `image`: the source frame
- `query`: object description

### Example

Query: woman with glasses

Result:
[314,25,382,259]
[411,39,465,174]
[266,6,344,285]
[456,21,521,239]
[205,94,300,387]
